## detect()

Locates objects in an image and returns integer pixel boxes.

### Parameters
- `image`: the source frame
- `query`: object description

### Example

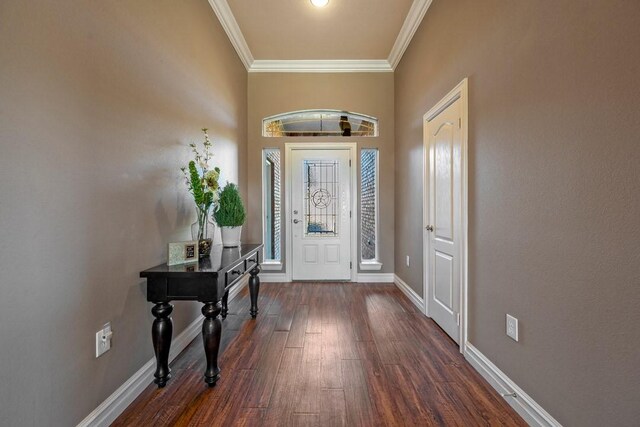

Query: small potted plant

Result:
[214,182,246,247]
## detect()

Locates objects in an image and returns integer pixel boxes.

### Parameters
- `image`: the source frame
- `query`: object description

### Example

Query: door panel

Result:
[291,149,351,281]
[325,245,340,263]
[434,251,454,311]
[303,245,318,263]
[427,98,462,343]
[434,123,454,241]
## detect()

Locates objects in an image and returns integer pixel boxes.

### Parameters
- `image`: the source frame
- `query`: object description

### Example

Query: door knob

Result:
[293,219,300,224]
[425,225,434,232]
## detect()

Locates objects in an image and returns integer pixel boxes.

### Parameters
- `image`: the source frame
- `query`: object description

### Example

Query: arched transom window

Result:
[263,110,378,137]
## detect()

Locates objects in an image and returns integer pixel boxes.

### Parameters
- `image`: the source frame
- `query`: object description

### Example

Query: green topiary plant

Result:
[214,182,246,227]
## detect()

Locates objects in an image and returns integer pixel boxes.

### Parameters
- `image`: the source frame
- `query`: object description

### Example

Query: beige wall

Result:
[0,0,246,425]
[247,73,394,274]
[395,0,640,425]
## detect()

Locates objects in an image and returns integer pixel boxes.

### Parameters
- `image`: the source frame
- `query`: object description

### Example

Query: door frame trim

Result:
[284,142,358,282]
[423,78,469,354]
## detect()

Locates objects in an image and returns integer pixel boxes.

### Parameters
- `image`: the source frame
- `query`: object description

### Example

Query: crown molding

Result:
[388,0,433,70]
[207,0,431,73]
[250,59,392,73]
[207,0,254,70]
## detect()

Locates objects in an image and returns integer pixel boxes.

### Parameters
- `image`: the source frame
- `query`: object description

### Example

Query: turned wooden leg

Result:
[201,301,222,387]
[151,302,173,388]
[221,290,229,320]
[249,265,261,319]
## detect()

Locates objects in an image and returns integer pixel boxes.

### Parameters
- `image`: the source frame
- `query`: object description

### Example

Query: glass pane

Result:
[263,110,378,137]
[263,149,281,261]
[303,160,339,237]
[361,149,377,260]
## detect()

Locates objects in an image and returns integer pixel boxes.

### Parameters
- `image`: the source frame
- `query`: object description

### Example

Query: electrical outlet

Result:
[406,256,410,267]
[506,314,518,342]
[95,322,112,358]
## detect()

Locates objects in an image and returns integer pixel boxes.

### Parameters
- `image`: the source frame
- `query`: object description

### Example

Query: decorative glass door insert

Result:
[303,160,339,236]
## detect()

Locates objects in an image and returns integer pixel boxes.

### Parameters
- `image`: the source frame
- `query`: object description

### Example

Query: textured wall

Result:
[395,0,640,425]
[247,73,395,274]
[0,0,247,425]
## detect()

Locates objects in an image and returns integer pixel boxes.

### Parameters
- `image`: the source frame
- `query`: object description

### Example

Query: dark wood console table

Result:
[140,244,262,388]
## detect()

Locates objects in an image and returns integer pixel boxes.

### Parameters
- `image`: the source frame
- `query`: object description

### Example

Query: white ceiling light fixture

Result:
[310,0,329,8]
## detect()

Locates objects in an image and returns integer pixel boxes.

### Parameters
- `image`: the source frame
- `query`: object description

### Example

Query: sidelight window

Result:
[262,149,281,267]
[360,148,381,269]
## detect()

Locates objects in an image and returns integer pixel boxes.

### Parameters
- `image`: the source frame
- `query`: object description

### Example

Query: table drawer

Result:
[246,251,259,269]
[225,260,246,288]
[224,250,259,289]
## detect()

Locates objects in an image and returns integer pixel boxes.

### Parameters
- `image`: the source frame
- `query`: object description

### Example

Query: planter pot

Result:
[221,226,242,247]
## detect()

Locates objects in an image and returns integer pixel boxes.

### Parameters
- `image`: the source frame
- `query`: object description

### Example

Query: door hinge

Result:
[350,210,352,218]
[456,313,461,326]
[349,159,352,167]
[458,117,462,128]
[350,261,353,269]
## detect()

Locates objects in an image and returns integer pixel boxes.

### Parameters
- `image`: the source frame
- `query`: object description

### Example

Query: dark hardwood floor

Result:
[113,282,526,426]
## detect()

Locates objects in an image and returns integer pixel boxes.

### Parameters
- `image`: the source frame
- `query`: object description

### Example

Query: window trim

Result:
[261,261,283,271]
[359,260,383,271]
[359,148,381,270]
[261,148,282,269]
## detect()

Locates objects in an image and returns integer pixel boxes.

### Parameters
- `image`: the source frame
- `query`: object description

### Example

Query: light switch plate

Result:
[506,314,518,342]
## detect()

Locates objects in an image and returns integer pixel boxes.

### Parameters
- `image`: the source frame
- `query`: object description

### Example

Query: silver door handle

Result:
[425,225,434,232]
[293,219,300,224]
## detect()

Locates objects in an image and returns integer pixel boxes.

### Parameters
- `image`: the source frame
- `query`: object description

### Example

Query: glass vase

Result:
[191,207,215,258]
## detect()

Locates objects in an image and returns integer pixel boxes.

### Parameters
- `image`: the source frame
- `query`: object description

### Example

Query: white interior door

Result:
[426,97,462,344]
[291,149,351,281]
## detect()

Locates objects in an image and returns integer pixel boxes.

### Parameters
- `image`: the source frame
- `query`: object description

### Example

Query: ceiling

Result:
[207,0,433,72]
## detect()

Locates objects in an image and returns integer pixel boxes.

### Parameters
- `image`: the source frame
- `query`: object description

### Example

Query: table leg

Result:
[151,302,173,388]
[201,301,222,387]
[221,290,229,319]
[249,265,261,318]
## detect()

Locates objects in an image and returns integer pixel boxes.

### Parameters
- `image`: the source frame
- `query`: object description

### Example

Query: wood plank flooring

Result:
[112,283,526,426]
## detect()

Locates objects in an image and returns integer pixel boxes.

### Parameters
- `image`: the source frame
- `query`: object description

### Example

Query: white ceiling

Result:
[207,0,433,72]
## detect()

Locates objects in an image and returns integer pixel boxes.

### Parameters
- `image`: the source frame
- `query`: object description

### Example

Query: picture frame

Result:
[167,240,199,266]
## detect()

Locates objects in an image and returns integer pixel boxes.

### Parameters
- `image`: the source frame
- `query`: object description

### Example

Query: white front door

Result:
[290,148,352,281]
[425,96,463,344]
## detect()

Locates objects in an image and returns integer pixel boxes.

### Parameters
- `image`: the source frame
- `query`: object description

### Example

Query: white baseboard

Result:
[260,273,395,283]
[77,316,201,427]
[77,277,250,427]
[393,274,425,314]
[464,343,562,427]
[260,273,288,283]
[357,273,395,283]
